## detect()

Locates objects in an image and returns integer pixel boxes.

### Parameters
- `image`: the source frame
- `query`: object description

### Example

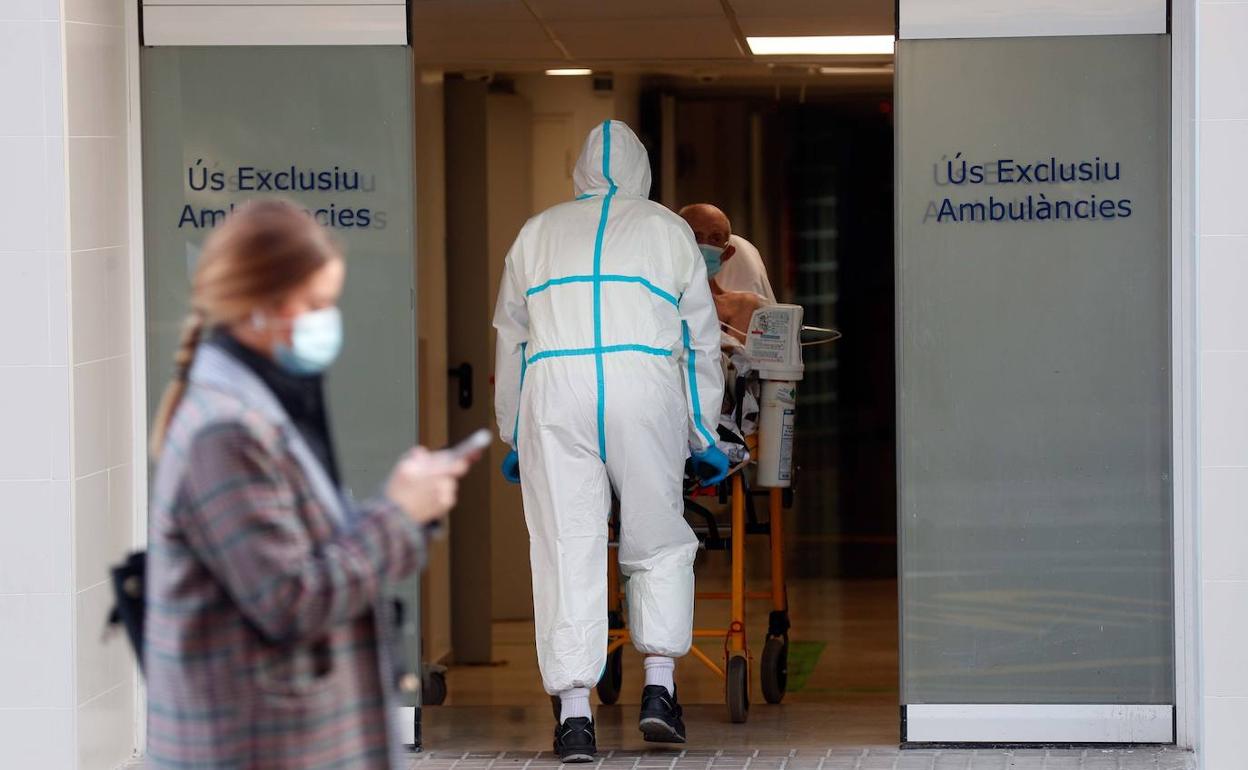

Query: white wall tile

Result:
[47,249,69,366]
[1,1,58,20]
[1200,352,1248,467]
[50,362,71,479]
[108,462,132,549]
[73,471,115,592]
[106,354,132,469]
[0,251,51,365]
[1199,3,1248,121]
[0,22,49,136]
[1201,581,1248,697]
[40,20,64,136]
[44,137,68,251]
[65,21,125,138]
[0,480,70,594]
[67,136,127,251]
[1204,697,1248,770]
[1199,120,1248,236]
[1200,469,1248,582]
[77,683,134,770]
[65,0,123,27]
[72,359,109,476]
[0,1,59,21]
[75,581,130,704]
[0,365,56,479]
[0,594,72,708]
[70,356,132,476]
[70,246,128,364]
[72,466,131,593]
[1198,236,1248,352]
[0,708,74,769]
[0,137,54,251]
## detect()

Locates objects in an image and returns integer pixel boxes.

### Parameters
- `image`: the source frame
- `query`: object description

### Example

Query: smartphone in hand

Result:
[442,428,492,463]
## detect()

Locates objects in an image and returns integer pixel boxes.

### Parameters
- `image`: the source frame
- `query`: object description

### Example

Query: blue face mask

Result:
[273,306,343,376]
[699,243,725,277]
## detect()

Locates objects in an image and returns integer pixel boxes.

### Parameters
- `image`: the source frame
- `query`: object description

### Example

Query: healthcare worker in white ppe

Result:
[494,120,729,762]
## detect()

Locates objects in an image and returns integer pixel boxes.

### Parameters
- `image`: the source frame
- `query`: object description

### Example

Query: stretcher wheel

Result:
[726,654,749,723]
[760,636,788,704]
[596,646,624,705]
[423,669,448,706]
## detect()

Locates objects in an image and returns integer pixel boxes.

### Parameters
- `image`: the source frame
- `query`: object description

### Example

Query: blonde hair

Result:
[148,199,341,456]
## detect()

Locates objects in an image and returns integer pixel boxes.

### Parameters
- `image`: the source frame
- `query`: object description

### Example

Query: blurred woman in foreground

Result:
[145,199,463,769]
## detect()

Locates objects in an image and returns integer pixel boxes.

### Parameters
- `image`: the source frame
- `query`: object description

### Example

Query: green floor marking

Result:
[785,641,826,693]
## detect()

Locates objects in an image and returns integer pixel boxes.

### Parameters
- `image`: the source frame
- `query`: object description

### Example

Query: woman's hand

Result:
[386,447,470,525]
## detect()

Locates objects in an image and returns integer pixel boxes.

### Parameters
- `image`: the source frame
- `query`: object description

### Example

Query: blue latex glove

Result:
[691,445,731,486]
[501,449,521,484]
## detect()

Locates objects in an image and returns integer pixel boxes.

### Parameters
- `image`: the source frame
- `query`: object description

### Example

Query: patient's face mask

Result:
[699,243,725,277]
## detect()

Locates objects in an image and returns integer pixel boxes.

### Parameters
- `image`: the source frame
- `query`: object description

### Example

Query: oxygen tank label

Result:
[779,408,796,481]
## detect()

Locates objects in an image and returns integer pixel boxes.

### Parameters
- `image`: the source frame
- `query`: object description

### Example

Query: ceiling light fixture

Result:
[818,65,895,75]
[545,68,592,76]
[747,35,895,56]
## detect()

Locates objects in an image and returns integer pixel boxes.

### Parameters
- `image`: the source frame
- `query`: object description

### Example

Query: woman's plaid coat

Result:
[145,343,424,769]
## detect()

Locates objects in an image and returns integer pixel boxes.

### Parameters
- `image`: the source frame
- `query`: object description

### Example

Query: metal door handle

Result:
[448,362,473,409]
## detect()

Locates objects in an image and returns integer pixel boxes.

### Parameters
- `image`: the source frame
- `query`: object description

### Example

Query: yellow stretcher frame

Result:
[604,434,790,723]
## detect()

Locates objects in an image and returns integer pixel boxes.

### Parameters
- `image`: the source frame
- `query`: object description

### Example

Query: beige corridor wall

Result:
[415,69,453,663]
[486,93,535,622]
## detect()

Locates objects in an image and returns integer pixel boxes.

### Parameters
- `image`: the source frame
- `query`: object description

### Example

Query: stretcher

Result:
[598,371,793,724]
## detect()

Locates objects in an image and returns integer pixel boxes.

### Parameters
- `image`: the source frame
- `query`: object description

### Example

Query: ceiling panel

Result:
[552,17,743,60]
[737,15,894,36]
[528,0,723,20]
[411,20,562,61]
[409,0,897,65]
[729,0,893,33]
[728,0,889,17]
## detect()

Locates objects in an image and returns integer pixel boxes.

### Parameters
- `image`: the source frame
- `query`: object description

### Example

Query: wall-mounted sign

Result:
[141,46,416,496]
[896,33,1173,735]
[178,161,389,230]
[925,154,1134,224]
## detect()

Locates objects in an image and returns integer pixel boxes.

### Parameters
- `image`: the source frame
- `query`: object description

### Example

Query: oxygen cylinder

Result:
[757,380,797,487]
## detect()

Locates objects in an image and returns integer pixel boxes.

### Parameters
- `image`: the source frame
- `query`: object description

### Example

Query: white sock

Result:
[643,656,675,695]
[559,687,592,723]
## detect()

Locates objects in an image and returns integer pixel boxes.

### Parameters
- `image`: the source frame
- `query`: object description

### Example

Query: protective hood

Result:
[572,120,652,199]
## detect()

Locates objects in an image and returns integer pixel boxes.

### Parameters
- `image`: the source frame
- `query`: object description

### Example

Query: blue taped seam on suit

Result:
[525,274,678,306]
[527,344,671,365]
[512,341,528,443]
[682,320,717,446]
[591,120,617,462]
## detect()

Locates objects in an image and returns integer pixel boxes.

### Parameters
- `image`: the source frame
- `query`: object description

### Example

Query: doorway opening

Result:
[424,67,897,749]
[412,4,898,750]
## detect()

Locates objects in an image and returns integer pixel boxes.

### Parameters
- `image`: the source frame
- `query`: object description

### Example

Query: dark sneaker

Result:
[639,685,686,744]
[554,717,597,763]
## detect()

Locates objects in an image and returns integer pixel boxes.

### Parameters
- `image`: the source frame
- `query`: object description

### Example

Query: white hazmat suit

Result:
[494,120,724,695]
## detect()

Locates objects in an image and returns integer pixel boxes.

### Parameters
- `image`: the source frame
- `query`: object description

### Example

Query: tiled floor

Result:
[123,746,1196,770]
[444,578,900,745]
[407,748,1194,770]
[124,574,1195,770]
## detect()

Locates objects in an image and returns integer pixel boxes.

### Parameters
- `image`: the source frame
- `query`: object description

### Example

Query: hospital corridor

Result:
[406,8,901,755]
